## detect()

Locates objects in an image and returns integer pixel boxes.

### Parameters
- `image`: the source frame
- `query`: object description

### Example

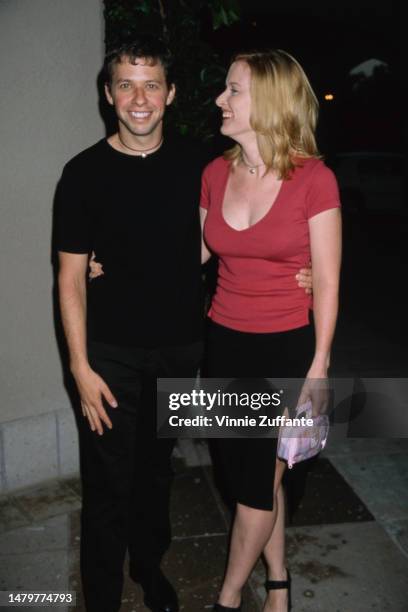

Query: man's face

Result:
[105,57,175,139]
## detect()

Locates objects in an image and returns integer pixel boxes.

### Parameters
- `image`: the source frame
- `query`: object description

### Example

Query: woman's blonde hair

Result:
[224,49,320,179]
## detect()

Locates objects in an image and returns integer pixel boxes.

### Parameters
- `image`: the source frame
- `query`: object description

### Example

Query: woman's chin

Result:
[220,124,233,137]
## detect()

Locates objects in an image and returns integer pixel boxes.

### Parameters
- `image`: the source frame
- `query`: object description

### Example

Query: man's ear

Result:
[104,83,114,106]
[166,83,176,106]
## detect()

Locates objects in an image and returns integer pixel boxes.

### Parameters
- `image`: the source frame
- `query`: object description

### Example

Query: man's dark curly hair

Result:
[104,36,174,89]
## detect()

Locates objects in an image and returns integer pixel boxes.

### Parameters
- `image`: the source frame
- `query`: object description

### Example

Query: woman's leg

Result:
[217,460,286,609]
[262,459,289,612]
[206,321,313,608]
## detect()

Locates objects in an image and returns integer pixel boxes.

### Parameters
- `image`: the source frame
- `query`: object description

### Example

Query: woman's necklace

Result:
[241,154,265,174]
[117,134,164,157]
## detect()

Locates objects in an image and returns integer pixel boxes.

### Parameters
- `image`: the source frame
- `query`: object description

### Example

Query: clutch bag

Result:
[277,400,329,469]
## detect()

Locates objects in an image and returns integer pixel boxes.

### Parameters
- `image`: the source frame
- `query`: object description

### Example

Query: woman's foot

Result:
[215,588,242,610]
[263,568,290,612]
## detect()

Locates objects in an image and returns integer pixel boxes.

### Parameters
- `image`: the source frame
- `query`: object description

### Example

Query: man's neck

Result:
[109,128,164,157]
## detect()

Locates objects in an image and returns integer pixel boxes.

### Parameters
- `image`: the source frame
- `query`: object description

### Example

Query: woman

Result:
[200,50,341,611]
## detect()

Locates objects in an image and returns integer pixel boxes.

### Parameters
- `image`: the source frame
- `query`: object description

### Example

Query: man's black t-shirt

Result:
[54,137,207,348]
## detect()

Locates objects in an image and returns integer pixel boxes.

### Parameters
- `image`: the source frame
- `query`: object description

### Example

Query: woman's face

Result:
[216,60,253,142]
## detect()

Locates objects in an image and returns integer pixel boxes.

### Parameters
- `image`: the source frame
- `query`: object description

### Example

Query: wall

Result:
[0,0,104,492]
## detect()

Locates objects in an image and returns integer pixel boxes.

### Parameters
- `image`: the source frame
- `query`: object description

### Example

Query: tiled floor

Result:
[1,439,408,611]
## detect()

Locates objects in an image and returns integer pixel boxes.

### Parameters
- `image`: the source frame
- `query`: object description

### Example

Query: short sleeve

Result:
[200,164,211,210]
[306,163,341,219]
[53,162,92,253]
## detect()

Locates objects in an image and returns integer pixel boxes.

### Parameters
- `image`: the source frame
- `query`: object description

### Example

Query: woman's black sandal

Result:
[264,568,291,611]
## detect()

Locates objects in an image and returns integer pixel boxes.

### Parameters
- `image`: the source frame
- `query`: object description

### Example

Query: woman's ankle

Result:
[218,586,242,608]
[267,565,288,581]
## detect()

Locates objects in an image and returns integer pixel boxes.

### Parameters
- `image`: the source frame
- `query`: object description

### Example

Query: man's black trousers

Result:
[78,340,203,612]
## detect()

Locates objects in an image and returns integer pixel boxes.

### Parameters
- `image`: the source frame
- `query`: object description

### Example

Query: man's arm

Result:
[58,252,117,434]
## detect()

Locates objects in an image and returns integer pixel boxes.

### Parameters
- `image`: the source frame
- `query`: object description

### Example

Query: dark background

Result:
[206,0,404,155]
[223,1,407,378]
[105,0,407,377]
[210,1,406,377]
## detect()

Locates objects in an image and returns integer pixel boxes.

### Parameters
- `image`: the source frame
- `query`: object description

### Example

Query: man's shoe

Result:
[130,565,179,612]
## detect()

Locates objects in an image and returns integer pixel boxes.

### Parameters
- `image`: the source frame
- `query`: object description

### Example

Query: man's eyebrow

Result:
[116,78,162,83]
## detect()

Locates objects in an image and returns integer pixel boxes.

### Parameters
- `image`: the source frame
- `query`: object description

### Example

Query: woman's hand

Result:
[297,369,330,417]
[200,207,212,264]
[89,251,104,280]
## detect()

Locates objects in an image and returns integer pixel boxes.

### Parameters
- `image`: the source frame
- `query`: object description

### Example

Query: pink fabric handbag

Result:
[277,400,329,469]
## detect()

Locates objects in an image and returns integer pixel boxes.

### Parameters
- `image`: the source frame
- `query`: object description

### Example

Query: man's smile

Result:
[129,111,152,119]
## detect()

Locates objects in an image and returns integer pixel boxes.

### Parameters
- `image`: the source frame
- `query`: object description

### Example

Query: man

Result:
[55,37,207,612]
[55,37,312,612]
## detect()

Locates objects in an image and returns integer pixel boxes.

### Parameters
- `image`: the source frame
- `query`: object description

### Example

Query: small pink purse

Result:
[277,400,329,469]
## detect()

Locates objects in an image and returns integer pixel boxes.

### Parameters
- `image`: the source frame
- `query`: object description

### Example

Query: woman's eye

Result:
[230,88,238,95]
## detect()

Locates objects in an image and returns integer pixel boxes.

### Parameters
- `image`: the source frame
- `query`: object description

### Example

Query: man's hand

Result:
[296,264,312,294]
[72,363,118,435]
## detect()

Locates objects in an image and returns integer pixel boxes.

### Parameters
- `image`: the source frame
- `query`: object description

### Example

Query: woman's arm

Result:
[307,207,342,378]
[200,206,212,264]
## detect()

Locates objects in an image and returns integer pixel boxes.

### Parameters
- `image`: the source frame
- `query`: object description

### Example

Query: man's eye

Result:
[119,83,130,89]
[147,83,159,90]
